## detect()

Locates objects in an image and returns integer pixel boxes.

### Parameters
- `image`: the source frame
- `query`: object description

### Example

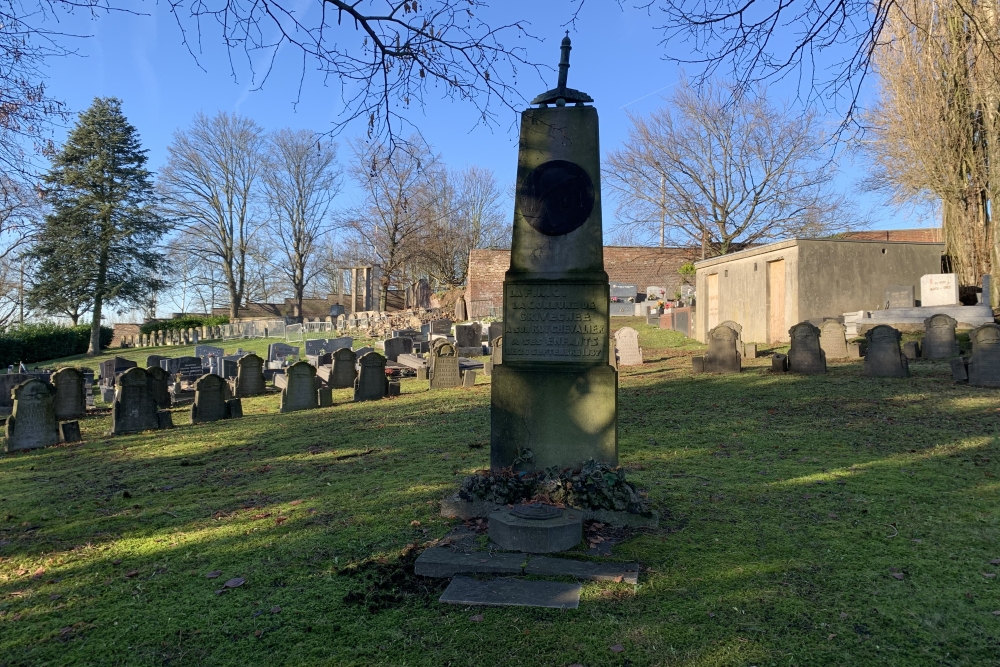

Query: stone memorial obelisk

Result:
[491,34,617,472]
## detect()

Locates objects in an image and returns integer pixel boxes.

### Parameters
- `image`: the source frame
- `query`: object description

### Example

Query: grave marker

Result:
[614,327,643,366]
[383,337,412,362]
[112,367,163,434]
[4,379,59,452]
[787,322,826,373]
[819,320,849,359]
[884,284,915,309]
[191,374,235,423]
[354,351,388,401]
[146,366,171,409]
[863,325,909,378]
[429,340,461,389]
[921,314,959,359]
[279,361,318,413]
[51,367,86,420]
[967,323,1000,386]
[919,274,960,307]
[702,325,741,373]
[235,354,266,397]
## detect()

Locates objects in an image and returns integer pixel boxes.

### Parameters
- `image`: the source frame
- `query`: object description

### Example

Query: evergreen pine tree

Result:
[27,97,167,354]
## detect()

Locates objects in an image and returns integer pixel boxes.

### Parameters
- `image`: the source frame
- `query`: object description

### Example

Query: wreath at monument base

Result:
[457,459,648,514]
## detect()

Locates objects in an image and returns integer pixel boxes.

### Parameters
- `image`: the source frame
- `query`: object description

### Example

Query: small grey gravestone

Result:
[884,284,915,309]
[318,387,333,407]
[234,353,266,397]
[614,327,643,366]
[455,323,482,349]
[485,335,503,375]
[59,421,82,443]
[195,345,224,360]
[703,325,741,373]
[112,367,162,434]
[226,398,243,418]
[304,338,331,356]
[950,357,969,382]
[51,367,86,420]
[819,320,849,359]
[787,322,826,373]
[4,379,59,452]
[967,323,1000,387]
[146,366,171,409]
[145,355,166,371]
[488,322,504,347]
[383,337,412,362]
[772,353,788,372]
[903,341,921,361]
[354,351,389,402]
[921,314,959,359]
[429,340,462,388]
[268,343,299,363]
[863,325,909,378]
[462,370,477,388]
[191,374,233,424]
[327,348,357,389]
[691,356,705,373]
[387,381,401,396]
[431,319,452,335]
[719,320,745,358]
[279,361,318,413]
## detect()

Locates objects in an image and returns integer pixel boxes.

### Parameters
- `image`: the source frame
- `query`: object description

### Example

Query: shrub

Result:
[457,460,649,514]
[0,323,113,367]
[139,315,229,335]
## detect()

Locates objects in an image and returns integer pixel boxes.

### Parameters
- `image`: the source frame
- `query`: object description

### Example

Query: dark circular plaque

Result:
[510,503,563,521]
[518,160,595,236]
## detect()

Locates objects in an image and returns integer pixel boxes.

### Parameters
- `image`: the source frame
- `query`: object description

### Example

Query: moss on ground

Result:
[1,319,998,666]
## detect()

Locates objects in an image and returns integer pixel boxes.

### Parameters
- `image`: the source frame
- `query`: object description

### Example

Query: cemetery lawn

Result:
[1,318,998,666]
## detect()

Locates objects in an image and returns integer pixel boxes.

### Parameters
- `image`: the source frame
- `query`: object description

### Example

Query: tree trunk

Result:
[87,250,109,356]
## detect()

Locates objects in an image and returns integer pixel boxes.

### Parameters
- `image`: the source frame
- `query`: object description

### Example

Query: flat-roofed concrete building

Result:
[694,237,945,344]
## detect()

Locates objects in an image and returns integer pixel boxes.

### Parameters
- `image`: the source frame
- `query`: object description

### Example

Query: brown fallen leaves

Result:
[610,644,624,653]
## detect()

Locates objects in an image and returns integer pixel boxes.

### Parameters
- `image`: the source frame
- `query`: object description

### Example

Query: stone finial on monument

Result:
[354,351,389,401]
[235,353,266,397]
[819,320,849,359]
[112,367,162,434]
[787,322,827,373]
[429,340,462,389]
[491,34,616,472]
[51,367,86,420]
[191,373,234,423]
[614,327,643,366]
[863,325,909,378]
[4,379,59,452]
[921,313,959,359]
[146,366,171,409]
[702,325,741,373]
[967,323,1000,386]
[279,361,318,413]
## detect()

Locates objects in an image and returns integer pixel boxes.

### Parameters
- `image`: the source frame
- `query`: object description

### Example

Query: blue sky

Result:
[38,0,934,235]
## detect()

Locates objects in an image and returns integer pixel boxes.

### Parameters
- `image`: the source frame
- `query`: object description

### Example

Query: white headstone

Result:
[615,327,643,366]
[920,274,960,307]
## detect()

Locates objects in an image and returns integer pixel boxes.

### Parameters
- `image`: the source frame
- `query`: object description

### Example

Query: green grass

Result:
[2,319,999,666]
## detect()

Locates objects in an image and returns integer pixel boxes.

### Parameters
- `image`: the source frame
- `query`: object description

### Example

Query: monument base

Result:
[490,363,617,472]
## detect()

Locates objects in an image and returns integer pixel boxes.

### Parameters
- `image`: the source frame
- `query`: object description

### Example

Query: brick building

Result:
[466,246,699,313]
[841,228,943,243]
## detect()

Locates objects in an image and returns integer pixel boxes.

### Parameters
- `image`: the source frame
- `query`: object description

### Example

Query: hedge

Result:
[0,323,113,368]
[139,315,229,335]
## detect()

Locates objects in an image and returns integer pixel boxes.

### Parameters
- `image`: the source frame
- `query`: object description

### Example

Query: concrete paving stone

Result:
[439,576,580,609]
[525,556,639,584]
[414,548,525,578]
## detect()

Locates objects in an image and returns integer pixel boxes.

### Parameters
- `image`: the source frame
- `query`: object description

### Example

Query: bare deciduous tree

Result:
[341,137,434,309]
[418,165,507,287]
[263,129,343,318]
[863,0,999,292]
[159,112,267,319]
[166,0,540,142]
[605,81,856,257]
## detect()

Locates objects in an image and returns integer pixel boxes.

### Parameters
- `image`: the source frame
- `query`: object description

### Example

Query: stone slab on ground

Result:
[525,556,639,584]
[439,495,658,528]
[415,548,525,578]
[439,576,580,609]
